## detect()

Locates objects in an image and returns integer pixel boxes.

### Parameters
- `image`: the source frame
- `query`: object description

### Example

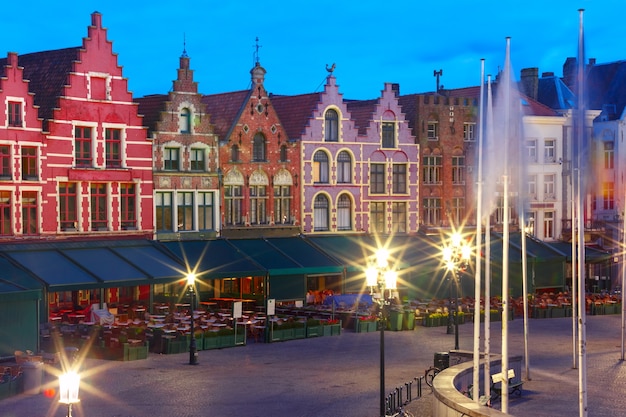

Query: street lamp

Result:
[59,371,80,417]
[366,248,397,417]
[442,232,471,350]
[187,273,198,365]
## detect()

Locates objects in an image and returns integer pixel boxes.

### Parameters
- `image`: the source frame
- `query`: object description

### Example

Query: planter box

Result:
[424,317,441,327]
[306,325,323,338]
[323,323,341,336]
[294,327,306,339]
[403,311,415,330]
[123,342,149,361]
[204,335,219,350]
[550,307,565,318]
[272,327,295,341]
[388,310,404,331]
[357,320,376,333]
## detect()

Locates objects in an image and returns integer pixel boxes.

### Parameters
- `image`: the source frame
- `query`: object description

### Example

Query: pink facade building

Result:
[0,12,153,240]
[273,75,419,234]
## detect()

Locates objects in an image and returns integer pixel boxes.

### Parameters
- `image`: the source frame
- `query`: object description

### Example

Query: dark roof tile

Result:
[270,92,322,140]
[201,90,251,140]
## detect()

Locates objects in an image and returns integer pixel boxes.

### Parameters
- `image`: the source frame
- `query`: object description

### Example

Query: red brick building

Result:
[136,51,219,241]
[202,61,300,237]
[0,12,153,240]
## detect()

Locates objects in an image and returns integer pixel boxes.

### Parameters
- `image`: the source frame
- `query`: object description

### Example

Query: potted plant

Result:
[425,312,443,327]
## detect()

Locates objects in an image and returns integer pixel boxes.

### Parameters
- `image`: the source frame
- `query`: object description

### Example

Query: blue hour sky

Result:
[2,1,624,100]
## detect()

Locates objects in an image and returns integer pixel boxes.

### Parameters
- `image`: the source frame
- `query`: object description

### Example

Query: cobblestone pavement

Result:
[1,315,625,417]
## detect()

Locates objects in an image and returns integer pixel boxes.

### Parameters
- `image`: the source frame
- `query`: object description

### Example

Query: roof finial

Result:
[326,63,336,73]
[181,33,188,58]
[253,36,262,66]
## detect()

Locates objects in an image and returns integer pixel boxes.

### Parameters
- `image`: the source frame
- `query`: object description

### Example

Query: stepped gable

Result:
[0,47,80,122]
[201,90,251,141]
[270,92,322,140]
[345,98,377,136]
[135,94,168,136]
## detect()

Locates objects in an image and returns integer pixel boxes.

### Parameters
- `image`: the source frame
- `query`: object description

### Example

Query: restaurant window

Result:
[105,128,122,168]
[0,191,11,236]
[164,147,180,171]
[423,156,442,184]
[198,192,214,231]
[452,156,465,185]
[392,202,406,233]
[180,108,191,134]
[252,133,266,162]
[91,183,108,231]
[392,164,406,194]
[250,186,267,224]
[75,126,92,167]
[337,194,352,231]
[381,122,395,148]
[370,163,385,194]
[337,151,352,184]
[22,191,37,235]
[313,194,329,232]
[8,101,22,127]
[0,146,10,179]
[274,186,291,224]
[177,192,194,231]
[156,191,173,231]
[59,182,77,231]
[324,109,339,142]
[190,148,205,171]
[422,197,441,226]
[21,147,38,180]
[120,183,136,230]
[225,185,243,225]
[370,201,386,234]
[313,151,329,183]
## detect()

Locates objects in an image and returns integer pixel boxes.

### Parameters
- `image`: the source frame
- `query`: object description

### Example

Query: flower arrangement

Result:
[359,315,377,322]
[324,319,339,325]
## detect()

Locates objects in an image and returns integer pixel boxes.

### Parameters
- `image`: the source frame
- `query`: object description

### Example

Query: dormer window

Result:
[180,108,191,133]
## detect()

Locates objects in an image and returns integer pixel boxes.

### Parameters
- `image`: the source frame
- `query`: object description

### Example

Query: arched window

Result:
[336,151,352,184]
[314,194,329,231]
[337,194,352,231]
[180,108,191,134]
[313,151,329,183]
[252,133,266,162]
[325,109,339,142]
[231,145,240,162]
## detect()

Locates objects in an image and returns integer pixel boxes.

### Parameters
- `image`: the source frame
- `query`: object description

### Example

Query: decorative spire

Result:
[253,36,261,66]
[181,33,188,58]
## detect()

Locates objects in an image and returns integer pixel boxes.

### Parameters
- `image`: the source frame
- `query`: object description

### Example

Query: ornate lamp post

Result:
[59,371,80,417]
[442,232,471,350]
[366,248,397,417]
[187,273,198,365]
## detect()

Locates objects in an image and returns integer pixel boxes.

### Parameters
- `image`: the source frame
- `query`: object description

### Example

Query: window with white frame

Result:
[463,123,475,141]
[198,192,215,231]
[337,151,352,184]
[252,133,266,162]
[156,192,173,231]
[370,163,385,194]
[544,174,555,199]
[370,202,386,234]
[249,186,268,224]
[180,108,191,133]
[544,139,556,163]
[177,192,194,231]
[423,156,442,184]
[273,186,291,224]
[451,197,464,225]
[225,185,243,225]
[392,202,406,233]
[528,174,537,199]
[8,101,22,127]
[392,164,406,194]
[190,148,205,171]
[452,156,465,184]
[313,194,329,231]
[163,147,180,171]
[324,109,339,142]
[337,194,352,231]
[604,142,614,169]
[422,198,441,226]
[427,121,439,140]
[526,139,537,163]
[313,151,329,183]
[603,182,614,210]
[543,211,554,239]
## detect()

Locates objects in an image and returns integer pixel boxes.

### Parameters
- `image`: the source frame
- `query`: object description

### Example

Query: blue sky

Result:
[2,1,623,99]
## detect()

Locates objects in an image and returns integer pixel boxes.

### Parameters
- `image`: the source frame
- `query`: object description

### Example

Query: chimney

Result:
[391,83,400,97]
[563,57,577,88]
[542,72,554,77]
[520,67,539,100]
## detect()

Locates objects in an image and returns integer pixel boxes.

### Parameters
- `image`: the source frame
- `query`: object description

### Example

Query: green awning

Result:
[162,240,267,279]
[227,238,305,276]
[1,240,185,291]
[264,237,344,275]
